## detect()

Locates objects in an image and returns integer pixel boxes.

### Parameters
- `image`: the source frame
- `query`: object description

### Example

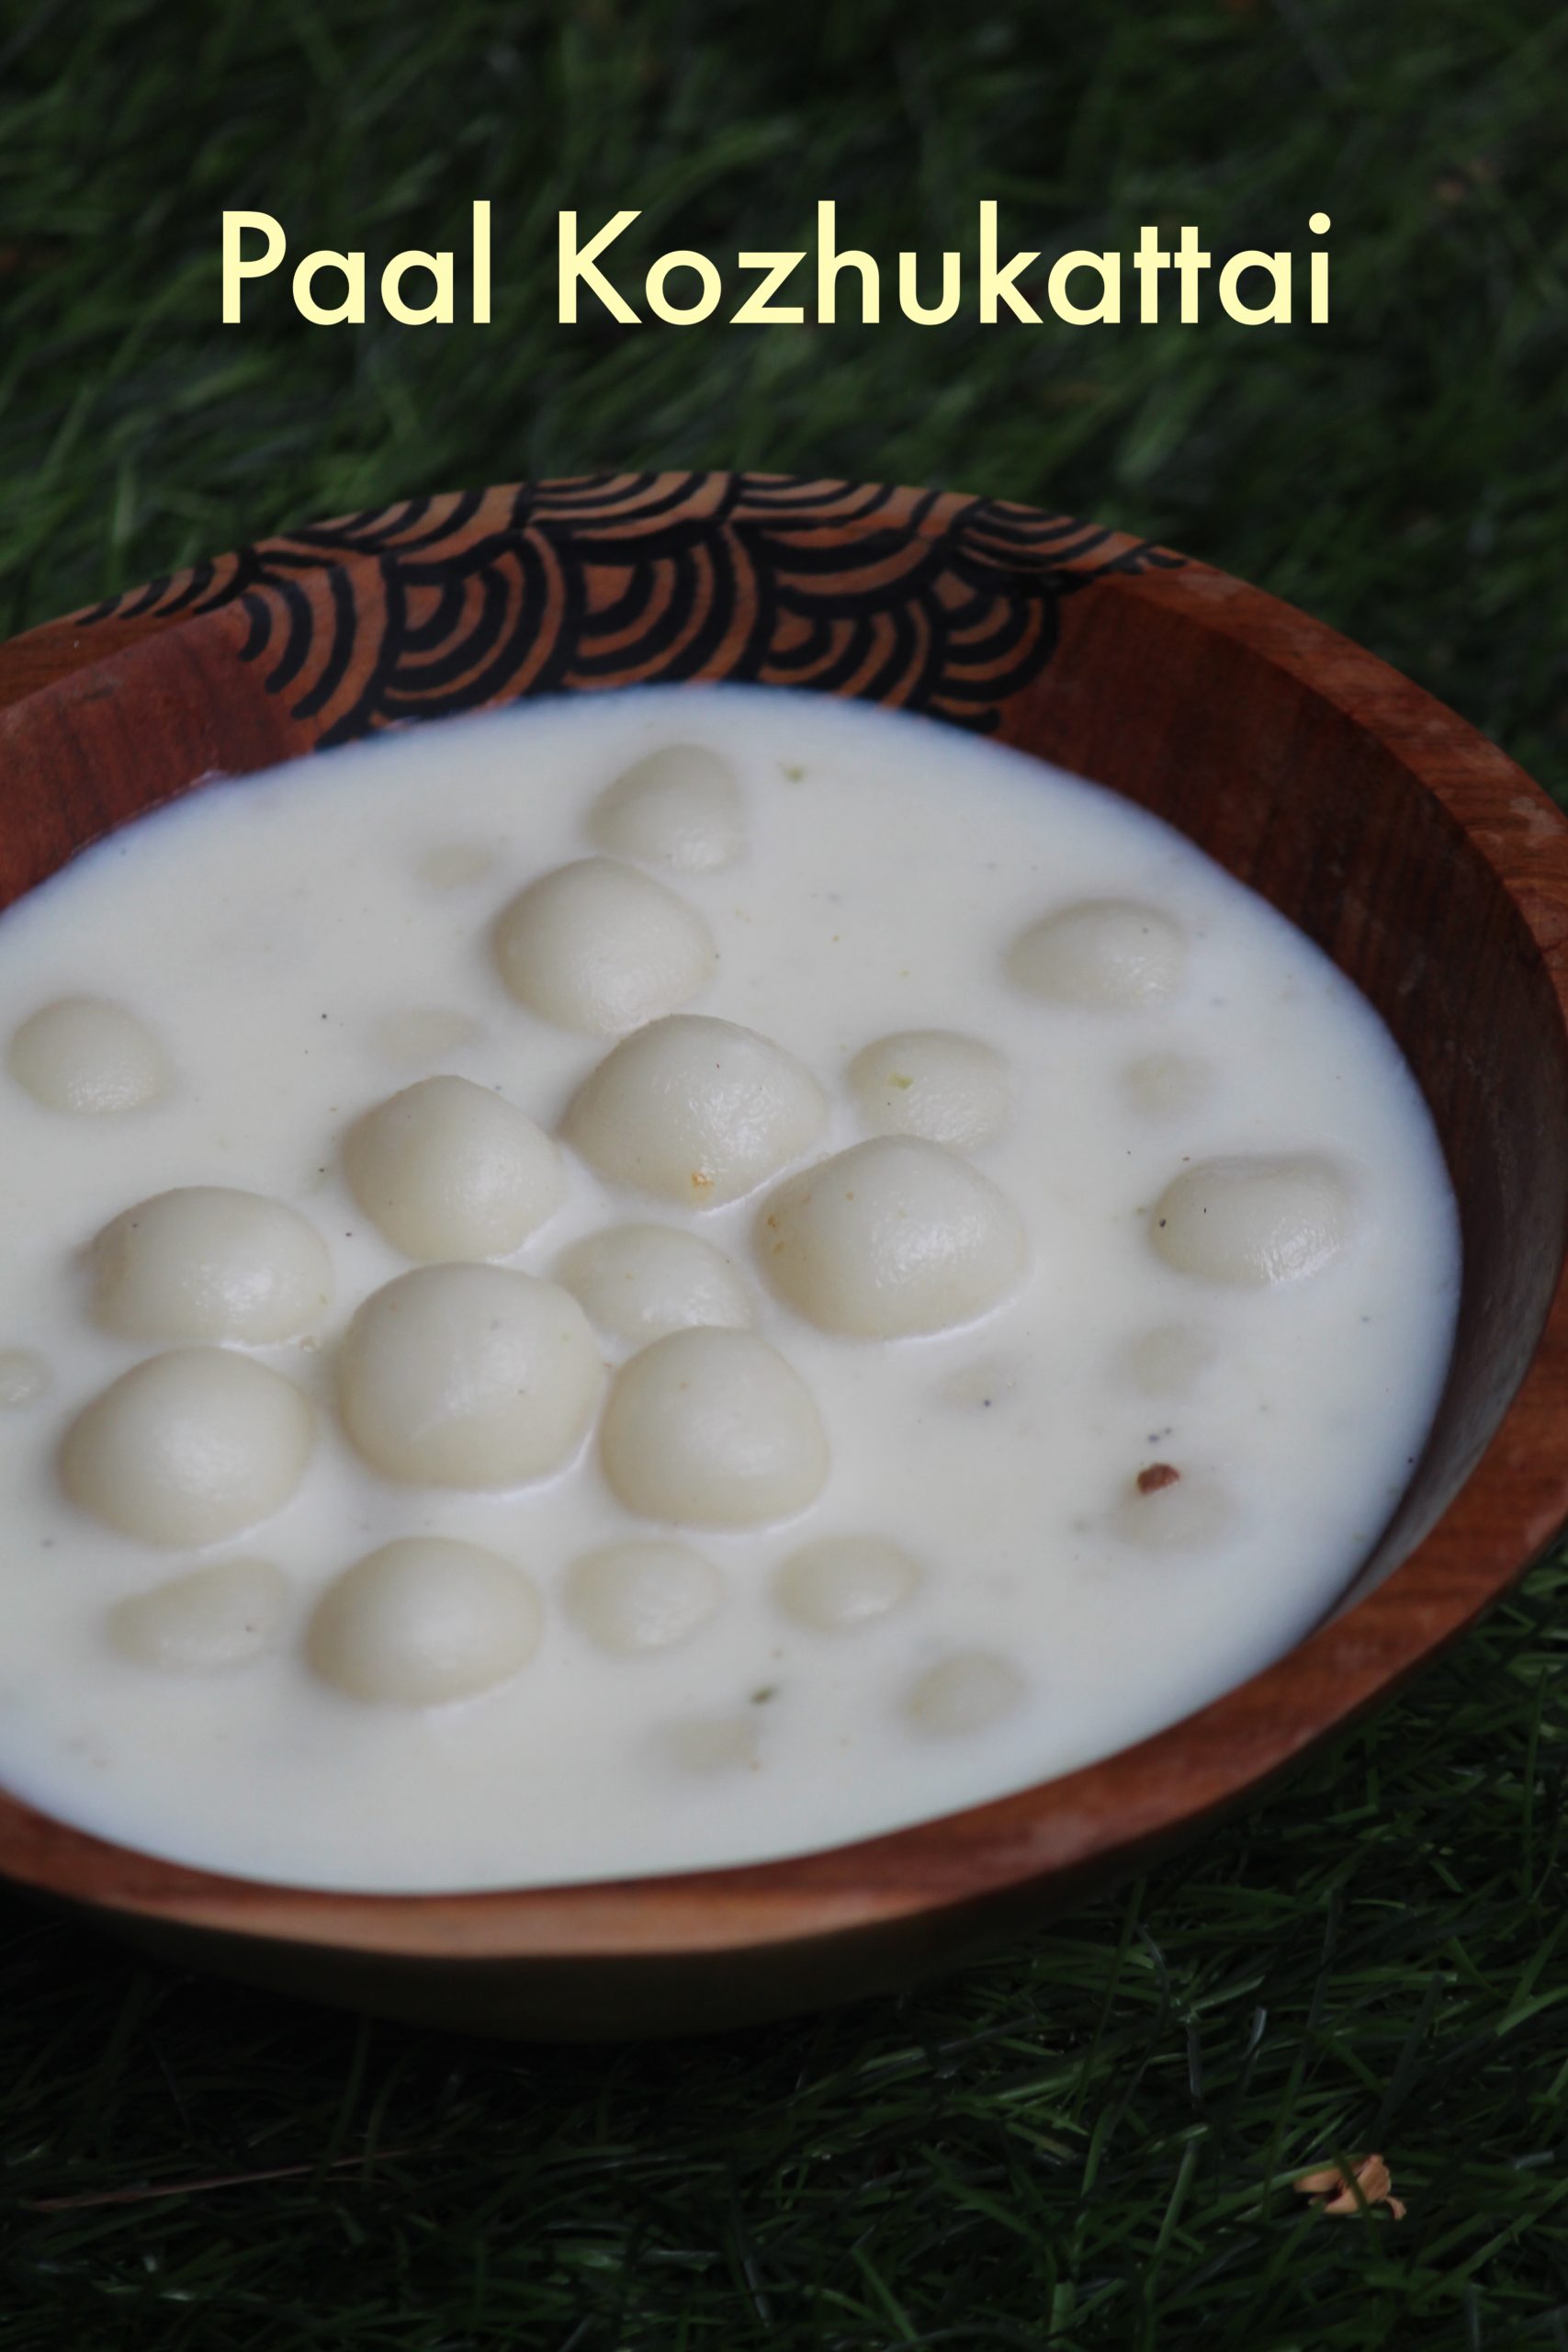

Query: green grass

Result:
[3,3,1568,2344]
[5,1563,1567,2349]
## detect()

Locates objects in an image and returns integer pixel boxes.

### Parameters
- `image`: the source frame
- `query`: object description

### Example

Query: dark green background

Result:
[3,4,1567,2344]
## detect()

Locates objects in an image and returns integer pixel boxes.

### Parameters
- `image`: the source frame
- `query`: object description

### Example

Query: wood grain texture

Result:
[3,472,1566,2040]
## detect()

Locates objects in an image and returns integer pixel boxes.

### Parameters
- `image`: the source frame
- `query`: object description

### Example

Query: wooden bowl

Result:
[3,472,1566,2040]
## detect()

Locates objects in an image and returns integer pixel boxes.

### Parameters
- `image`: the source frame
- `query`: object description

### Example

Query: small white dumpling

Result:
[0,1350,50,1408]
[337,1264,600,1488]
[1151,1154,1355,1285]
[557,1224,752,1345]
[933,1353,1023,1411]
[564,1015,826,1208]
[1121,1323,1221,1400]
[758,1137,1025,1339]
[662,1713,760,1775]
[417,842,497,891]
[373,1006,481,1065]
[1120,1050,1214,1119]
[1111,1465,1237,1551]
[564,1539,723,1654]
[91,1187,333,1343]
[62,1349,314,1547]
[344,1075,563,1262]
[589,744,745,873]
[773,1535,922,1633]
[492,857,716,1036]
[108,1559,288,1672]
[8,996,173,1114]
[848,1029,1011,1149]
[306,1537,542,1705]
[1008,899,1186,1010]
[601,1328,828,1527]
[902,1652,1027,1736]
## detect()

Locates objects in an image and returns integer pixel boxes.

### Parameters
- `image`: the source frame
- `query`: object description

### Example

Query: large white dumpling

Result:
[757,1136,1026,1339]
[589,745,745,873]
[1151,1154,1355,1285]
[601,1328,828,1527]
[1007,899,1186,1009]
[306,1537,542,1705]
[564,1539,723,1654]
[62,1349,315,1547]
[343,1075,564,1262]
[848,1029,1011,1149]
[773,1535,922,1632]
[8,996,174,1114]
[492,856,716,1036]
[91,1187,333,1343]
[108,1558,288,1672]
[564,1014,827,1208]
[337,1264,601,1487]
[557,1223,752,1345]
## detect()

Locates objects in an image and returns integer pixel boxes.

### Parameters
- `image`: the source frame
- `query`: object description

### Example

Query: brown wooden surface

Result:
[3,471,1567,2039]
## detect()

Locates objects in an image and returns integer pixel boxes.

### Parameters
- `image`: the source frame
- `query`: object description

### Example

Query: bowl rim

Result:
[3,469,1568,1964]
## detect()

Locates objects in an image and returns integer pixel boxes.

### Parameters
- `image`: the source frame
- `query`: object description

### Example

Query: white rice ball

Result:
[344,1075,563,1262]
[8,996,174,1114]
[306,1537,542,1705]
[902,1652,1027,1736]
[108,1558,288,1672]
[757,1136,1025,1338]
[773,1535,922,1633]
[337,1264,601,1488]
[91,1187,333,1343]
[62,1349,314,1547]
[1151,1154,1355,1285]
[564,1014,826,1208]
[589,744,745,873]
[848,1029,1011,1148]
[1007,900,1186,1009]
[557,1223,752,1345]
[601,1328,828,1527]
[492,856,716,1036]
[564,1539,723,1654]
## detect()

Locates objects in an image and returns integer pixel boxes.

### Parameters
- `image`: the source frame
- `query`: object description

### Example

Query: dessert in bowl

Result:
[0,472,1563,2037]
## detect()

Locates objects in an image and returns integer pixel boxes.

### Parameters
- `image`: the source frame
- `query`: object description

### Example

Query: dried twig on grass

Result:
[24,2149,412,2213]
[1294,2154,1406,2220]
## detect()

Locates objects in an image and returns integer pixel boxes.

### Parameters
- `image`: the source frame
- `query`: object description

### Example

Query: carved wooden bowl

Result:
[3,473,1566,2039]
